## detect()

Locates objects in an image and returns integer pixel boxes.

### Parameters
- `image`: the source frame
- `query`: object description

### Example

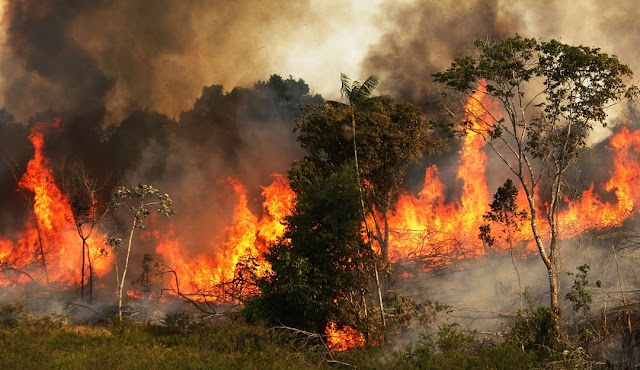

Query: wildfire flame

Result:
[0,120,111,286]
[155,174,295,299]
[383,83,494,265]
[325,321,366,351]
[384,82,640,267]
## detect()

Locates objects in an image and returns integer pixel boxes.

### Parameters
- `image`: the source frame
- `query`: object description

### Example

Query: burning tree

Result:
[434,35,638,331]
[58,161,110,303]
[108,184,174,321]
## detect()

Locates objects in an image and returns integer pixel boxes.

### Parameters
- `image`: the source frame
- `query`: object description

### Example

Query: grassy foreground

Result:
[0,316,542,370]
[0,302,605,369]
[0,317,331,370]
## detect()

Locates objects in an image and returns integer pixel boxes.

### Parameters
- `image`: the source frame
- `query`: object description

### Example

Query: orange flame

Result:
[155,174,295,299]
[0,121,112,286]
[560,127,640,234]
[325,321,366,351]
[383,83,494,265]
[2,85,640,323]
[383,83,640,266]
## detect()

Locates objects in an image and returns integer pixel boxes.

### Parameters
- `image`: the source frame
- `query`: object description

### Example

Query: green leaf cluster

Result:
[247,166,376,334]
[295,92,437,216]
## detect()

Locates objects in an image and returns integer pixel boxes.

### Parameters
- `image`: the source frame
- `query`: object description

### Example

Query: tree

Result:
[247,166,376,335]
[108,184,173,321]
[58,160,110,303]
[295,76,438,263]
[479,178,528,310]
[434,35,638,330]
[338,73,380,224]
[294,77,439,332]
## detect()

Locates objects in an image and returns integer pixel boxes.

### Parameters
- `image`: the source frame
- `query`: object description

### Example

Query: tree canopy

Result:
[293,82,439,261]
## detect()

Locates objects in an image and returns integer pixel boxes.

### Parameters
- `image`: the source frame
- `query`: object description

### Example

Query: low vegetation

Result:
[0,300,625,369]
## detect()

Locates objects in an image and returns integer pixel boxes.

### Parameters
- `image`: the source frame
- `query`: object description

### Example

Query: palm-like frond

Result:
[355,75,380,100]
[340,73,379,106]
[340,73,353,101]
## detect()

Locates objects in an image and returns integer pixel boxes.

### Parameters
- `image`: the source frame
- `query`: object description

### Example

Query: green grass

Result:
[0,308,595,369]
[0,318,325,370]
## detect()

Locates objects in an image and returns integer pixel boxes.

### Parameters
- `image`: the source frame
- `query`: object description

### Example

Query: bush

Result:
[391,323,536,370]
[0,301,26,327]
[506,306,560,357]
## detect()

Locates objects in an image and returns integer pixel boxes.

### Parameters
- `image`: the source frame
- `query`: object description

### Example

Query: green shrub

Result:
[388,323,536,370]
[0,300,26,326]
[506,306,560,357]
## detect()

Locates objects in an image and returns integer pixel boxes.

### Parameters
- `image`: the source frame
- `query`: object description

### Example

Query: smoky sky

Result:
[1,0,638,222]
[364,0,640,129]
[3,1,639,124]
[363,0,514,111]
[0,0,314,123]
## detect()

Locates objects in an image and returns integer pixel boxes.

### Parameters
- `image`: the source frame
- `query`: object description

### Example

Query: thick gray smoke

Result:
[0,0,322,123]
[363,0,514,111]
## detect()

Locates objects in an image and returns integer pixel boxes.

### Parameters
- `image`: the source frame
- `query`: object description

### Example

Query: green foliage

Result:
[109,184,174,229]
[385,295,452,329]
[340,73,380,107]
[479,178,528,247]
[296,94,436,213]
[434,34,638,184]
[0,308,610,369]
[0,317,324,370]
[435,34,637,328]
[393,323,536,370]
[246,165,376,334]
[0,301,26,327]
[506,306,561,356]
[565,264,596,315]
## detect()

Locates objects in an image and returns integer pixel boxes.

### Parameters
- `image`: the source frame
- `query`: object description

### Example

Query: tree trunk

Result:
[524,188,561,335]
[118,217,137,321]
[381,211,389,263]
[547,251,561,332]
[81,239,86,301]
[505,217,523,311]
[34,221,49,283]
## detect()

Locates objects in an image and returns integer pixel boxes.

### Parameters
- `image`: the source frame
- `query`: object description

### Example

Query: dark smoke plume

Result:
[1,0,314,124]
[363,0,515,112]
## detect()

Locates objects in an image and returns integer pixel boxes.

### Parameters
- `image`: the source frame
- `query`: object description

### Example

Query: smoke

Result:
[0,0,386,124]
[391,232,640,344]
[359,1,640,346]
[362,0,514,111]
